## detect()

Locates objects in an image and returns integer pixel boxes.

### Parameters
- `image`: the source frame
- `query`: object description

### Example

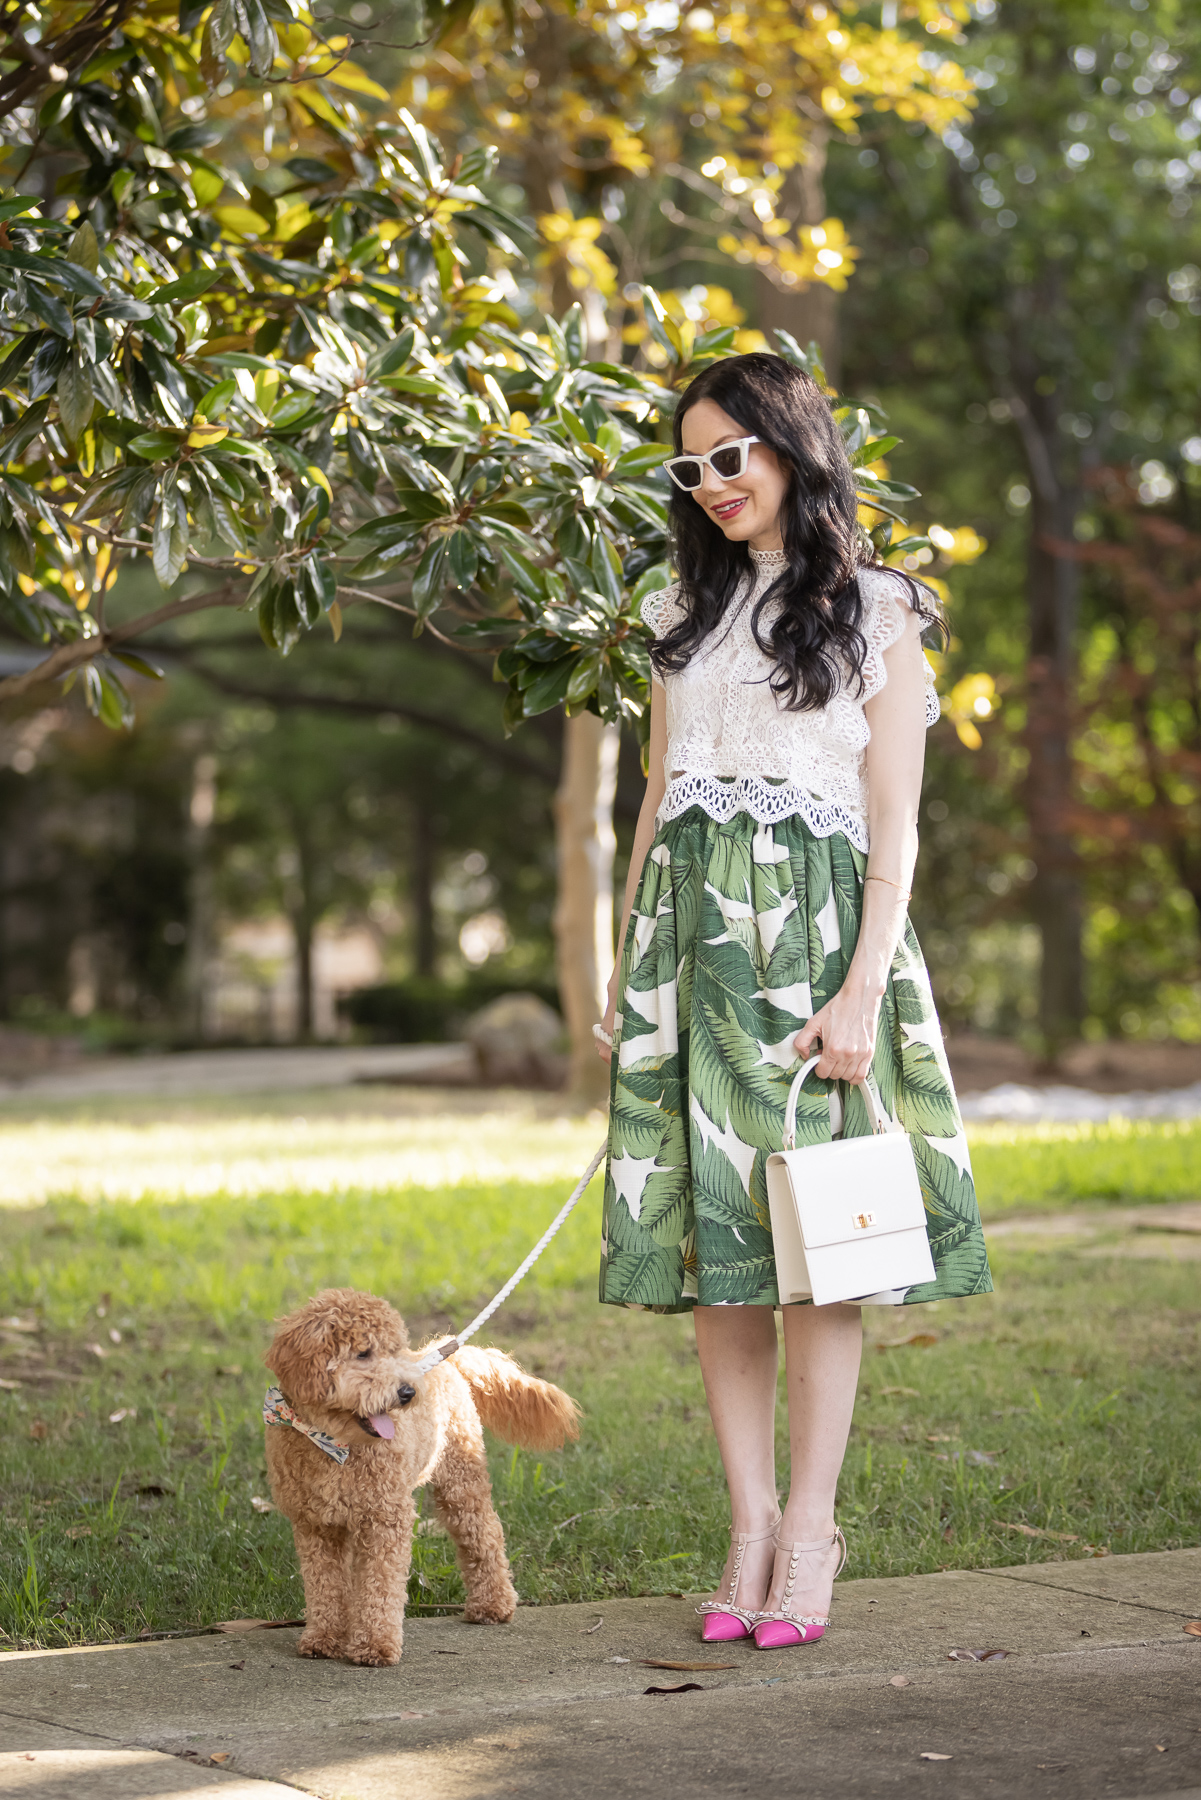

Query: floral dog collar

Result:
[263,1385,350,1464]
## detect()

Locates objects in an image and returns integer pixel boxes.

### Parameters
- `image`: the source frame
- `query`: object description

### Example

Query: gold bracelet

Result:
[865,874,912,902]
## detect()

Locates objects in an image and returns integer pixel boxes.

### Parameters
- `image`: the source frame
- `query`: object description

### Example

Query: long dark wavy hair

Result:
[652,353,941,710]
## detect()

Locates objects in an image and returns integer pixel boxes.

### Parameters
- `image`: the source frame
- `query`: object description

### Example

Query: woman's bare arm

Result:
[793,602,930,1083]
[595,681,668,1063]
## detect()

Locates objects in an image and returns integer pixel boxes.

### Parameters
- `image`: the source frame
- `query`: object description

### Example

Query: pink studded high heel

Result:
[751,1527,847,1650]
[695,1517,781,1643]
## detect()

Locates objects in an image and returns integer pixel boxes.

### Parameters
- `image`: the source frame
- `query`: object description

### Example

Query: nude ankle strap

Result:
[731,1516,782,1545]
[772,1526,848,1583]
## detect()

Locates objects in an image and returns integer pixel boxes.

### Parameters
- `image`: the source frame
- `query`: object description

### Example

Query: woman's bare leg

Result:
[692,1304,782,1613]
[764,1301,863,1619]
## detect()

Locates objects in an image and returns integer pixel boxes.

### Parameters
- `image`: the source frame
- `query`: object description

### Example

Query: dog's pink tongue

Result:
[368,1413,396,1440]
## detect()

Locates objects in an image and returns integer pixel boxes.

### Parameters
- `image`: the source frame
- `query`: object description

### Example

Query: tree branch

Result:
[0,581,245,704]
[168,652,562,787]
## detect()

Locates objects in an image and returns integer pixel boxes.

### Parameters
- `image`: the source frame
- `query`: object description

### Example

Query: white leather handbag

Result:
[765,1055,935,1308]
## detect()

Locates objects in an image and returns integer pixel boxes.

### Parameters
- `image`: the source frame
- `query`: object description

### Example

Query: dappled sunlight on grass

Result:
[969,1117,1201,1214]
[1,1093,1196,1223]
[0,1096,608,1209]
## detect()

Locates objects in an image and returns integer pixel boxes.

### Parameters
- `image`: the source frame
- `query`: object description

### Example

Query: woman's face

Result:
[679,398,790,550]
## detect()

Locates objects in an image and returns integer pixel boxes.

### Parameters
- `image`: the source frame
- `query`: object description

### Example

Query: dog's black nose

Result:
[398,1384,416,1407]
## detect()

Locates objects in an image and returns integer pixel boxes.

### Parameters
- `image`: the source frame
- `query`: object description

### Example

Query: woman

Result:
[595,353,991,1653]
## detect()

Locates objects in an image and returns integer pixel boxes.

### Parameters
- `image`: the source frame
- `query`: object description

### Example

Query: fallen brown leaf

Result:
[919,1752,952,1761]
[0,1378,22,1391]
[998,1523,1079,1543]
[28,1420,48,1440]
[948,1648,1011,1662]
[217,1364,242,1377]
[228,1661,245,1671]
[1184,1620,1201,1637]
[888,1675,911,1688]
[879,1386,920,1398]
[65,1526,92,1540]
[84,1343,108,1359]
[208,1752,233,1766]
[250,1495,275,1513]
[644,1682,705,1696]
[639,1660,737,1671]
[108,1408,136,1424]
[878,1333,939,1352]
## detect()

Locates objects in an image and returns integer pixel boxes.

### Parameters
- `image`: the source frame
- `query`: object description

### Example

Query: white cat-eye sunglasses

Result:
[662,435,761,491]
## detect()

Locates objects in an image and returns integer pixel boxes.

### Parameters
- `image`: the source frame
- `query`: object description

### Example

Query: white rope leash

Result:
[413,1137,609,1376]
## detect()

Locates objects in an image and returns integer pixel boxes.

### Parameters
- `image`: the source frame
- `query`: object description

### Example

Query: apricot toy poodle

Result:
[263,1286,579,1666]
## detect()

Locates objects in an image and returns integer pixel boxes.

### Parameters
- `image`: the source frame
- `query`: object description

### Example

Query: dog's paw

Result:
[346,1638,402,1667]
[463,1599,517,1625]
[297,1632,345,1661]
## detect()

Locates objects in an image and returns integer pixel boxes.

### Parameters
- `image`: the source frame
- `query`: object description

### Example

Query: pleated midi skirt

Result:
[600,807,993,1313]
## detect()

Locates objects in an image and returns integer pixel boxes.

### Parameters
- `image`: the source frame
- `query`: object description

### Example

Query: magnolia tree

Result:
[0,4,928,1091]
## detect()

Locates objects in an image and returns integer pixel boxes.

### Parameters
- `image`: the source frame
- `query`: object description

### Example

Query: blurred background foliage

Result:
[0,0,1198,1065]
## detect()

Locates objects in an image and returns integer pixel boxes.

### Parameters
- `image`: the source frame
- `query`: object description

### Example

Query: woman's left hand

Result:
[793,981,882,1085]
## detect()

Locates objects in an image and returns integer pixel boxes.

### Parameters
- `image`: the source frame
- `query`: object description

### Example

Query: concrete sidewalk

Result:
[1,1549,1199,1799]
[0,1043,472,1102]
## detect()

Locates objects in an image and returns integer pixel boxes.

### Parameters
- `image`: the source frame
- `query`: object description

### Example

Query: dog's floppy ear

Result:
[265,1296,341,1406]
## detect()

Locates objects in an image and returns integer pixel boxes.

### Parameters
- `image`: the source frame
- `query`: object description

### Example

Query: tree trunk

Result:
[411,799,438,978]
[1022,466,1086,1055]
[291,825,318,1041]
[754,127,840,382]
[293,902,315,1041]
[184,753,217,1042]
[553,710,619,1102]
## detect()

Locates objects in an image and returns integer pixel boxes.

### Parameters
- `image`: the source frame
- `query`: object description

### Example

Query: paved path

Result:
[0,1044,472,1102]
[957,1080,1201,1123]
[5,1042,1201,1122]
[1,1549,1198,1799]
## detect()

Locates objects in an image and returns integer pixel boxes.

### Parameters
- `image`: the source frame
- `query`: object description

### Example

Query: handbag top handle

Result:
[783,1055,889,1151]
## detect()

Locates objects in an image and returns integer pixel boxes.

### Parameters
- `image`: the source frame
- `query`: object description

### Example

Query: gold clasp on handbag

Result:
[852,1211,876,1231]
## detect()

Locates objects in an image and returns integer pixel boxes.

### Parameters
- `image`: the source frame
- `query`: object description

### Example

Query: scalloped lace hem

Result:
[657,773,870,851]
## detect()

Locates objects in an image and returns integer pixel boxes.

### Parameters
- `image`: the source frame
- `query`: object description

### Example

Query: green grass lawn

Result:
[1,1094,1198,1649]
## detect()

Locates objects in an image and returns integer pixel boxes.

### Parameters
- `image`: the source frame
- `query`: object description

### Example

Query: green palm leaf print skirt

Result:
[600,807,992,1313]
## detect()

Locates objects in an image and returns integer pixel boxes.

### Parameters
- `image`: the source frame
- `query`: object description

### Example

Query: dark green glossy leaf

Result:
[611,444,671,478]
[448,530,479,589]
[110,650,165,680]
[522,656,576,715]
[56,353,94,443]
[128,431,184,461]
[23,282,74,339]
[152,268,222,303]
[411,536,449,615]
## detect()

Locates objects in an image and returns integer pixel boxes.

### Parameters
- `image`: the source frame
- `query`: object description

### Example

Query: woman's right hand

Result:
[595,993,617,1063]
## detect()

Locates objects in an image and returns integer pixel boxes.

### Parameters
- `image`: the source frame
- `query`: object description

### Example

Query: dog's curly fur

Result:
[264,1287,579,1667]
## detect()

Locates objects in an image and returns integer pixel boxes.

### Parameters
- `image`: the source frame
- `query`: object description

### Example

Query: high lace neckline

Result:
[748,546,787,567]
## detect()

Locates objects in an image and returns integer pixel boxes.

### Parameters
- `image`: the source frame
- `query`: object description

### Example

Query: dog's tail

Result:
[451,1346,581,1451]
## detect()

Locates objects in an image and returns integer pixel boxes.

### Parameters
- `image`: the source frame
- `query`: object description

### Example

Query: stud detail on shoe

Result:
[749,1526,847,1652]
[694,1516,780,1643]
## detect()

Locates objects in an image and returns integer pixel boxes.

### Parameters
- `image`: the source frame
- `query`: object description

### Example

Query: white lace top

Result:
[642,549,940,851]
